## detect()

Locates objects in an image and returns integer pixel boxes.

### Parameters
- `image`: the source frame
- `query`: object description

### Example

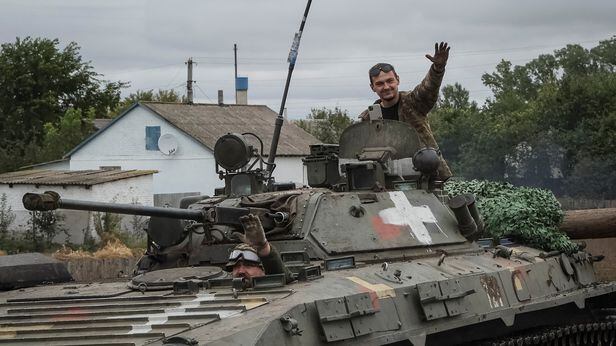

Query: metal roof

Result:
[65,102,320,159]
[20,158,70,170]
[141,102,319,156]
[92,118,112,130]
[0,169,157,187]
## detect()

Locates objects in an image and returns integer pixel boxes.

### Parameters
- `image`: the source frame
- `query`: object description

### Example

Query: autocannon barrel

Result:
[23,191,204,221]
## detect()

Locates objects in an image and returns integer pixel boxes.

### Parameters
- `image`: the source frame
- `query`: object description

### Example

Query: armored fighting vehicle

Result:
[2,118,616,346]
[2,2,616,343]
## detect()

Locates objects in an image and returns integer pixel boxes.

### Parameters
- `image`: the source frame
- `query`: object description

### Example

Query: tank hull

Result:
[2,244,614,345]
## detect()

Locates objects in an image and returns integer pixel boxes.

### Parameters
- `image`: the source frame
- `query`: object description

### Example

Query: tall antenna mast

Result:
[266,0,313,175]
[234,44,238,104]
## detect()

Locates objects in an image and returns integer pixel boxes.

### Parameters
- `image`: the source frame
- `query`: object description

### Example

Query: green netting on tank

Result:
[445,179,576,253]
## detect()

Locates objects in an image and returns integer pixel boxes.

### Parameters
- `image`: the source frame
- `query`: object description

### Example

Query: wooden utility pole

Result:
[234,44,238,81]
[234,44,238,104]
[186,57,195,104]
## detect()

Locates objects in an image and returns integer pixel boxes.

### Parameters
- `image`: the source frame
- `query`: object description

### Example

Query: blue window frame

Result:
[145,126,161,150]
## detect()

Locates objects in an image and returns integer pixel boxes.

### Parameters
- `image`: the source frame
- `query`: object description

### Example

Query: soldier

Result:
[226,214,293,286]
[359,42,452,180]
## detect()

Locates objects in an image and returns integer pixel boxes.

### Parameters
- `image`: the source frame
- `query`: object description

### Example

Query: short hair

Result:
[369,63,397,84]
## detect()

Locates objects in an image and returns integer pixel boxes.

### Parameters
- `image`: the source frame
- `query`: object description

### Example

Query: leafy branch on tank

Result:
[445,179,576,252]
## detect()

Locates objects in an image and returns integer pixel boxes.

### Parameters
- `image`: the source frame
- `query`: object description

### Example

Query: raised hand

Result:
[239,214,268,250]
[425,42,450,71]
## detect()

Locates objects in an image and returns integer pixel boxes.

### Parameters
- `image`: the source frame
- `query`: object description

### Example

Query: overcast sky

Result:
[1,0,614,119]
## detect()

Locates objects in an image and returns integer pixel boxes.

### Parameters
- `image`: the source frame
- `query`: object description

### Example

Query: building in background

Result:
[0,169,155,244]
[35,102,320,206]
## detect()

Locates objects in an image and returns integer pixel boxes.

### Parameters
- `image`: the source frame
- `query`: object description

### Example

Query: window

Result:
[145,126,161,150]
[100,166,121,170]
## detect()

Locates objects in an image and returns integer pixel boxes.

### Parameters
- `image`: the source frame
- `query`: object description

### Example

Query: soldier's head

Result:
[369,63,400,102]
[225,243,265,284]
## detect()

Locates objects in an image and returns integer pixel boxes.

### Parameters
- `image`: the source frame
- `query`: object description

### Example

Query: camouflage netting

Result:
[445,179,577,253]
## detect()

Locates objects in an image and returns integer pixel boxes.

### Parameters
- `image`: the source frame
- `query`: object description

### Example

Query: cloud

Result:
[1,0,614,117]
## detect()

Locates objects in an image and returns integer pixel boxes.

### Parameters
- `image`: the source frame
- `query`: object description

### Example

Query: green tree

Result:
[0,193,16,241]
[26,211,68,252]
[441,36,616,197]
[0,37,126,172]
[430,83,482,176]
[37,108,96,163]
[111,89,184,117]
[294,107,353,144]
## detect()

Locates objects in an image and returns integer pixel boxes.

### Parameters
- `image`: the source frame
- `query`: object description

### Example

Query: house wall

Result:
[70,106,215,195]
[0,175,153,244]
[70,106,308,196]
[30,160,70,170]
[269,156,308,187]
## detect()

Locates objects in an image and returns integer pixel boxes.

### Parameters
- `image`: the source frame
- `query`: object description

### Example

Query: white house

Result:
[0,169,155,244]
[58,102,319,204]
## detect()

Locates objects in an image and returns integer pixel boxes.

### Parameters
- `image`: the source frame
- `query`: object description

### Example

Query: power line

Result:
[102,63,183,77]
[204,57,533,85]
[107,38,606,89]
[192,38,605,65]
[161,66,184,89]
[104,37,607,82]
[195,84,214,103]
[129,82,184,93]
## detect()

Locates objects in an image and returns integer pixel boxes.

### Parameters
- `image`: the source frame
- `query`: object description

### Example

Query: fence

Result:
[63,256,140,282]
[557,197,616,210]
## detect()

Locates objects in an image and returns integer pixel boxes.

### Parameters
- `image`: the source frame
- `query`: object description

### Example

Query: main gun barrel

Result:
[23,191,204,221]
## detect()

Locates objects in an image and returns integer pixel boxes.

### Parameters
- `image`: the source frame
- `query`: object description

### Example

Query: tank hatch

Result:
[338,120,421,160]
[129,266,225,291]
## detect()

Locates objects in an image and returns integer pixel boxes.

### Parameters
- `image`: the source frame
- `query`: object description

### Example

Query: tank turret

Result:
[22,120,477,272]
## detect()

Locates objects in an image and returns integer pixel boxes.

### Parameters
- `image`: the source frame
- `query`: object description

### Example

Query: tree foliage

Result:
[432,36,616,198]
[0,37,126,172]
[25,211,68,252]
[429,83,481,175]
[294,107,354,144]
[111,89,184,117]
[39,108,97,163]
[0,193,16,240]
[0,36,187,172]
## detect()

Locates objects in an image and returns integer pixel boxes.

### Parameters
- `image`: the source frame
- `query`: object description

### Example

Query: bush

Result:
[0,193,16,241]
[26,211,69,252]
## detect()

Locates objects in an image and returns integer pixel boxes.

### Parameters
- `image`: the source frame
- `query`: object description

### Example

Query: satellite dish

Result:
[158,134,178,155]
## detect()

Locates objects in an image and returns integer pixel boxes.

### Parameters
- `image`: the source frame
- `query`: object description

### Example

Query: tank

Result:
[1,119,615,346]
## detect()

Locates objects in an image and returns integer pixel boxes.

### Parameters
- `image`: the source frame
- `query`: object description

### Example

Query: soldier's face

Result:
[232,261,265,286]
[370,71,399,102]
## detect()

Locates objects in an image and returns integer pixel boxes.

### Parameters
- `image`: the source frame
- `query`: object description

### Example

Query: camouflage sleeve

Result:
[405,65,445,117]
[260,244,294,284]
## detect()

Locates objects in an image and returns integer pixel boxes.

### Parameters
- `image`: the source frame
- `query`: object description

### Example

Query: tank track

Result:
[484,309,616,346]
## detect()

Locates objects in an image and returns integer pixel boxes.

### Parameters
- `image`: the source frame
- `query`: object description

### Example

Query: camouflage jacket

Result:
[359,65,452,179]
[260,244,294,284]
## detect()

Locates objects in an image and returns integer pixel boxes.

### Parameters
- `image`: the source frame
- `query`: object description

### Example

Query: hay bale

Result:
[53,246,94,261]
[93,238,134,259]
